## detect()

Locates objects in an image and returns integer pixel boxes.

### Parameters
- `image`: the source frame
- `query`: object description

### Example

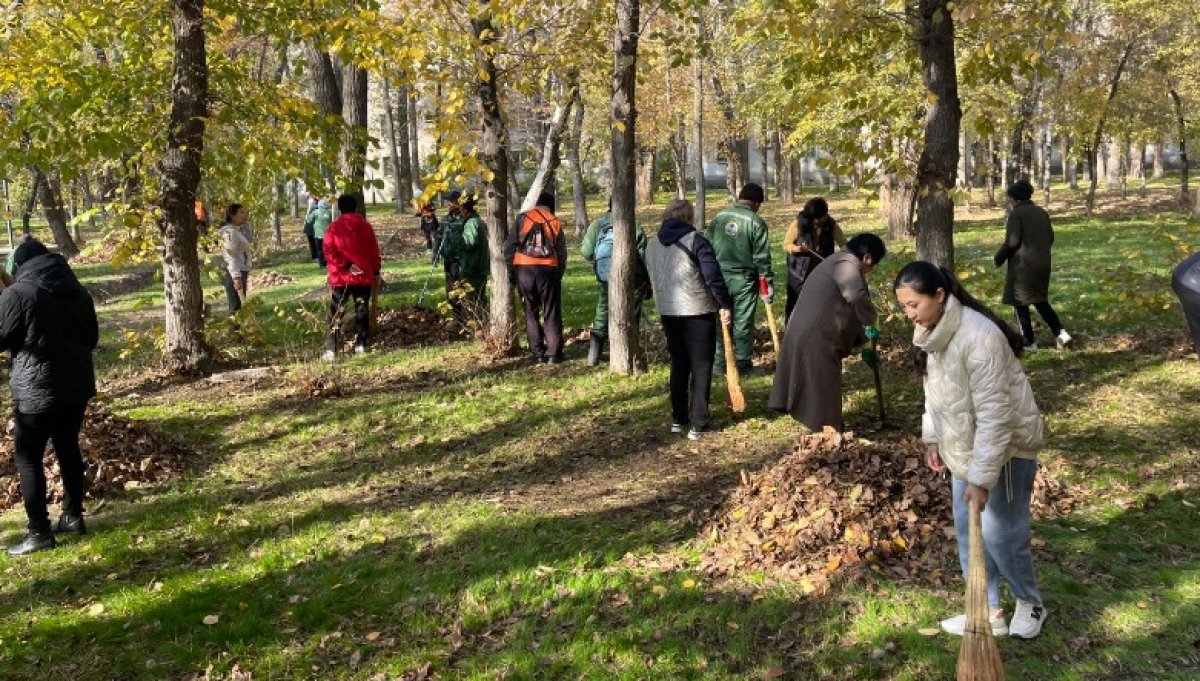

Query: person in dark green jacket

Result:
[458,196,489,316]
[437,190,466,313]
[580,203,648,366]
[303,198,333,268]
[705,183,775,375]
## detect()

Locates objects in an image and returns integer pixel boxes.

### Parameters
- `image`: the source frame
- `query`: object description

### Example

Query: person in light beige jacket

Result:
[894,260,1048,641]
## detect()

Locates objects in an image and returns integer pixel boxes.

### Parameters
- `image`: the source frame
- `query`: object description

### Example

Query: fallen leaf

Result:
[918,628,941,636]
[87,603,105,616]
[202,614,219,625]
[366,631,382,641]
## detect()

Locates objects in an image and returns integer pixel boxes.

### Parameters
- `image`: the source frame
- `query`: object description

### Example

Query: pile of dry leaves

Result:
[369,305,461,349]
[699,429,1076,592]
[0,404,192,510]
[248,270,296,289]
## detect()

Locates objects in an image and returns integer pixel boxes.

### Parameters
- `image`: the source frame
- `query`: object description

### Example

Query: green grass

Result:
[2,185,1200,679]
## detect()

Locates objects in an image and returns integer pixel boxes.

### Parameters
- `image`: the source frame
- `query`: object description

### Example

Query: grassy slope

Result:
[1,185,1199,680]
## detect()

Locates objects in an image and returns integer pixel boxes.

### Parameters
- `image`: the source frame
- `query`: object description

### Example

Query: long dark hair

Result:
[224,203,243,225]
[893,261,1024,365]
[798,197,829,236]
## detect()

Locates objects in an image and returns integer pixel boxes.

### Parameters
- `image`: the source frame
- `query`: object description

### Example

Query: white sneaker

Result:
[687,429,703,441]
[1055,330,1074,350]
[670,423,685,434]
[321,350,336,362]
[1009,600,1048,639]
[940,612,1008,637]
[354,345,367,355]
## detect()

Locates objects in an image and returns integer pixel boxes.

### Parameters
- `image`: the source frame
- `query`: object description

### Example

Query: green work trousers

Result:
[715,273,758,372]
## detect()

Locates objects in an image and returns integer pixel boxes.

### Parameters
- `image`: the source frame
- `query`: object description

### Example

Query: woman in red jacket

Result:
[321,195,382,360]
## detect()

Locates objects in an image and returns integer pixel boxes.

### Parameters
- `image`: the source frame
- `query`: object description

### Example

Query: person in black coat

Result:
[1173,252,1200,357]
[0,240,99,555]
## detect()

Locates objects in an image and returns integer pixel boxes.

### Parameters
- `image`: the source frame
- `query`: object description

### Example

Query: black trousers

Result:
[315,238,326,269]
[223,270,248,316]
[306,235,318,260]
[325,285,373,351]
[517,266,564,360]
[661,313,717,429]
[1173,278,1200,356]
[785,276,805,322]
[1014,302,1063,345]
[13,403,89,534]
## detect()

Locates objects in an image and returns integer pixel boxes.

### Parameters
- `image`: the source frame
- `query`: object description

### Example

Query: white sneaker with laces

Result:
[321,350,336,362]
[940,611,1008,637]
[1055,330,1074,350]
[1009,599,1048,639]
[687,429,703,441]
[354,344,367,355]
[670,423,685,434]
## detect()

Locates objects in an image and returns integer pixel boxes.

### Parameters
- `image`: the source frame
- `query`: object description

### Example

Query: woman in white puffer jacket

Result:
[894,261,1048,641]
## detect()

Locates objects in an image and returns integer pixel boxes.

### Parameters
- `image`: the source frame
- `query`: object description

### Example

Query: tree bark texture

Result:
[1152,139,1164,179]
[609,0,642,374]
[341,64,368,208]
[775,129,793,203]
[1086,39,1137,215]
[635,146,655,206]
[521,89,575,212]
[471,15,517,355]
[882,172,917,240]
[271,180,283,247]
[711,73,746,198]
[159,0,212,374]
[670,126,688,200]
[1170,87,1189,207]
[31,167,78,257]
[408,91,421,186]
[912,0,961,270]
[986,134,997,206]
[568,88,589,235]
[383,78,412,211]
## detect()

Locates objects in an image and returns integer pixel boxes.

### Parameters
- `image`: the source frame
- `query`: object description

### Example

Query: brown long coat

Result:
[996,201,1054,306]
[768,250,877,431]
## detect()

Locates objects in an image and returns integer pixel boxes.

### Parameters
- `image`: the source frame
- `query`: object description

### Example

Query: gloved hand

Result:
[758,277,774,304]
[861,347,878,367]
[864,325,880,341]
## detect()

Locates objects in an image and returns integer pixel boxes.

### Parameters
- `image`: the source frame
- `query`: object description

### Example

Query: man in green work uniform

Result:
[436,190,466,317]
[457,195,489,318]
[705,183,774,376]
[580,201,648,367]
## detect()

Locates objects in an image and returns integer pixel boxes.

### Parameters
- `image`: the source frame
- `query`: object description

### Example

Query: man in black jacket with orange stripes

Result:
[505,193,568,364]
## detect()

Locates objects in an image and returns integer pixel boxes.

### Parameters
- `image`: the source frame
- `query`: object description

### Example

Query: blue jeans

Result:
[951,457,1042,609]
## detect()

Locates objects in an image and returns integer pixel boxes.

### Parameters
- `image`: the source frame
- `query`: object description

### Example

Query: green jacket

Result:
[705,202,774,285]
[437,213,466,261]
[304,204,333,239]
[581,212,648,260]
[459,213,489,281]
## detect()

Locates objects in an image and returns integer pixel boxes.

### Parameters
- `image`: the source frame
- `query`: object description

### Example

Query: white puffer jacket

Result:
[915,295,1043,489]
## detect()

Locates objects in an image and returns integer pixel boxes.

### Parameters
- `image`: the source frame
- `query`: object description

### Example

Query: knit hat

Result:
[13,238,50,268]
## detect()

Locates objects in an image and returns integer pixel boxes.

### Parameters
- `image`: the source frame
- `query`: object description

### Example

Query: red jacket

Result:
[324,212,382,288]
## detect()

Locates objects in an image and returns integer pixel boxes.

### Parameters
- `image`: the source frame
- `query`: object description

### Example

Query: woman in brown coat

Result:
[769,234,886,431]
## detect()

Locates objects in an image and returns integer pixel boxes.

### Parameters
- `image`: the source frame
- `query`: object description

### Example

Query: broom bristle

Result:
[957,503,1005,681]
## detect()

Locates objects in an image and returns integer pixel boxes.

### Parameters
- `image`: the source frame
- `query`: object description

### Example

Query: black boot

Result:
[55,514,87,535]
[587,335,604,367]
[7,531,56,556]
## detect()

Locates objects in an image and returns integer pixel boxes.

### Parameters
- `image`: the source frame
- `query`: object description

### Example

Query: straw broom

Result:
[720,321,746,413]
[957,502,1005,680]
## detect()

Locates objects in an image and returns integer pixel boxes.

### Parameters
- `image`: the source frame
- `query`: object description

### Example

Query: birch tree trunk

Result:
[609,0,641,374]
[912,0,961,270]
[521,91,575,212]
[159,0,212,374]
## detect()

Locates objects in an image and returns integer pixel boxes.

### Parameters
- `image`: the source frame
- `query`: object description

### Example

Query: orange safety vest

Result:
[513,207,561,268]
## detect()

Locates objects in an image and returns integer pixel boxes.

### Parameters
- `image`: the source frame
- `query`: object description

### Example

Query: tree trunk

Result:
[382,78,411,212]
[1086,39,1137,215]
[1041,121,1054,205]
[912,0,961,270]
[608,0,642,374]
[271,179,283,247]
[882,172,917,240]
[711,73,746,198]
[1170,87,1190,207]
[305,45,342,117]
[568,88,589,235]
[760,130,770,198]
[521,88,576,212]
[159,0,212,374]
[693,23,706,225]
[957,128,972,213]
[471,14,517,355]
[408,90,421,187]
[32,167,79,257]
[1152,138,1165,179]
[1138,142,1148,198]
[635,146,655,206]
[341,64,368,207]
[775,129,793,203]
[670,127,688,200]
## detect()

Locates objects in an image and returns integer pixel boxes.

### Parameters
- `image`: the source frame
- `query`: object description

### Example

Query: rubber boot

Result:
[587,334,604,367]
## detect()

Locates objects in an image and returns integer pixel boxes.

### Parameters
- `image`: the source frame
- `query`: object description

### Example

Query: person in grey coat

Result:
[1172,252,1200,357]
[645,199,734,441]
[769,234,886,432]
[994,180,1073,350]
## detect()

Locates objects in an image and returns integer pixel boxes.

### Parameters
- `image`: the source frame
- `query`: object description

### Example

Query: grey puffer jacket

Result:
[0,254,99,413]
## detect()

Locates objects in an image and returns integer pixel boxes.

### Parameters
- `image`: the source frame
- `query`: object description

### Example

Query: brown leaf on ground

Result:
[248,270,296,289]
[698,430,1075,586]
[0,404,194,511]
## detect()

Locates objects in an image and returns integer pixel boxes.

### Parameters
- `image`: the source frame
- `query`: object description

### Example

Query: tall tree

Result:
[31,166,79,257]
[568,88,589,235]
[521,79,577,211]
[912,0,961,269]
[159,0,211,373]
[609,0,641,373]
